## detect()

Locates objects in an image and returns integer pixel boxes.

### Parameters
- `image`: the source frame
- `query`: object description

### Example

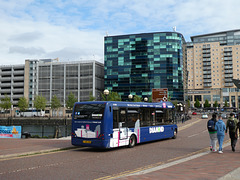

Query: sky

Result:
[0,0,240,65]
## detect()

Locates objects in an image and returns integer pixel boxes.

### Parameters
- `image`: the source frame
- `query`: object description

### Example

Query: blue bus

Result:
[71,101,177,148]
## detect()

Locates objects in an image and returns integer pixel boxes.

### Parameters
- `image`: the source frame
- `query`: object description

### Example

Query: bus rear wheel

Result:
[128,135,136,148]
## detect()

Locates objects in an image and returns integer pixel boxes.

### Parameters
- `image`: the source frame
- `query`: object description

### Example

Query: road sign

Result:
[152,88,168,102]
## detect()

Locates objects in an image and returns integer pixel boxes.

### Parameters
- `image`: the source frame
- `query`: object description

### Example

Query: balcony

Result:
[224,48,232,52]
[225,82,233,87]
[203,54,211,58]
[224,61,233,66]
[224,57,232,61]
[225,74,233,78]
[225,70,233,74]
[202,46,210,50]
[202,58,211,62]
[224,52,232,57]
[202,50,211,54]
[203,79,212,83]
[203,66,211,71]
[225,79,232,83]
[203,71,211,75]
[203,75,212,79]
[224,66,233,70]
[204,83,212,87]
[203,62,211,66]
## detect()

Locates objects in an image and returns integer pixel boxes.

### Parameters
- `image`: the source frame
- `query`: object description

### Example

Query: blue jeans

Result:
[217,134,225,151]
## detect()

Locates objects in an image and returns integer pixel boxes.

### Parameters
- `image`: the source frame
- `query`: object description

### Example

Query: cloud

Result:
[0,0,240,65]
[9,46,45,55]
[9,31,43,42]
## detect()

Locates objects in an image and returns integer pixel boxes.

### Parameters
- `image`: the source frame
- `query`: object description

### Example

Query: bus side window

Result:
[141,108,152,127]
[113,109,119,129]
[119,108,127,127]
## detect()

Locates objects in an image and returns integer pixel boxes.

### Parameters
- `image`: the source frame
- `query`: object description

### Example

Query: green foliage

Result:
[204,99,210,108]
[133,95,142,102]
[224,100,229,107]
[101,91,121,101]
[0,94,12,110]
[171,100,178,107]
[89,92,96,101]
[194,98,201,108]
[18,97,28,112]
[213,101,219,108]
[34,95,47,110]
[66,92,78,109]
[51,95,61,110]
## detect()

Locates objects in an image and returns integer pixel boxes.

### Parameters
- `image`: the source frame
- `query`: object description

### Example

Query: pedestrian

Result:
[215,114,226,154]
[207,113,217,152]
[225,112,238,152]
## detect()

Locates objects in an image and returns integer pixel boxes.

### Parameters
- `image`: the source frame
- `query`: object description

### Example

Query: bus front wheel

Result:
[128,135,136,148]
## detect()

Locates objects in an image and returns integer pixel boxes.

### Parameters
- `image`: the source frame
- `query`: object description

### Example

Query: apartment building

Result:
[186,29,240,108]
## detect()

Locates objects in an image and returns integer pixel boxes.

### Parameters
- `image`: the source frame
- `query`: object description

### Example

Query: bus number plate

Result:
[83,140,91,144]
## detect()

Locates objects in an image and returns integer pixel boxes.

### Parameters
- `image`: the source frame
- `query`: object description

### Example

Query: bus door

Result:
[119,108,128,139]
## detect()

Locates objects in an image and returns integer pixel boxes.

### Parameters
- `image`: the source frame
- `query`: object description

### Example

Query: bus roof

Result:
[74,101,175,109]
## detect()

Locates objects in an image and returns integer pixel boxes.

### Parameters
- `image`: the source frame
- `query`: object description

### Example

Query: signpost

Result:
[152,88,168,102]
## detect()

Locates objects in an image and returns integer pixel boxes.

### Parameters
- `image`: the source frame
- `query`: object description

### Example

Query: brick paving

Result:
[120,148,240,180]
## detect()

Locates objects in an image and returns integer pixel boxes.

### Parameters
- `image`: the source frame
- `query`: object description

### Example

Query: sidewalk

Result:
[119,145,240,180]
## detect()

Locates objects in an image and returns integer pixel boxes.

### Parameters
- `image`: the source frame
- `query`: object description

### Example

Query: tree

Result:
[51,95,61,116]
[213,101,218,108]
[204,99,210,108]
[34,95,47,115]
[0,94,12,111]
[18,97,28,113]
[66,92,78,110]
[224,100,229,107]
[101,91,121,101]
[89,92,96,101]
[133,95,142,102]
[194,98,201,108]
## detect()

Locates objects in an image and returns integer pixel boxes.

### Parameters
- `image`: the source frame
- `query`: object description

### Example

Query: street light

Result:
[104,89,109,101]
[144,97,148,102]
[128,94,133,101]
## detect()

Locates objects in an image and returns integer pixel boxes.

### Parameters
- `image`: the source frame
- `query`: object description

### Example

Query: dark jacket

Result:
[207,118,217,133]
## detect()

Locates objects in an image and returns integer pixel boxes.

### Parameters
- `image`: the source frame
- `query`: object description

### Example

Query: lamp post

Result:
[128,94,133,101]
[104,89,109,101]
[144,97,148,102]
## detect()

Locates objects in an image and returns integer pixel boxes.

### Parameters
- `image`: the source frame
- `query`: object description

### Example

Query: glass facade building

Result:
[104,32,185,101]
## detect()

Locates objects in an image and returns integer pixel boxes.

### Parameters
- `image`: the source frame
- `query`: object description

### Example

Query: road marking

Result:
[97,140,231,180]
[0,146,81,162]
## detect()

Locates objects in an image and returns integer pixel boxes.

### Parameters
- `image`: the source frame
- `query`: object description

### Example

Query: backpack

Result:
[228,120,236,131]
[207,119,215,131]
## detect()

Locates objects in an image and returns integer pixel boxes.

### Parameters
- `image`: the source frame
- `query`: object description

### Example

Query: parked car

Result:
[221,113,227,119]
[192,112,197,115]
[202,114,208,119]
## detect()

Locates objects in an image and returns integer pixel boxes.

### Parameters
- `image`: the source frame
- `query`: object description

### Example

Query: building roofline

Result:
[190,29,240,41]
[105,31,185,42]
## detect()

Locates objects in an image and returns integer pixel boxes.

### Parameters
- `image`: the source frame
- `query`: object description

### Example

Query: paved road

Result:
[0,116,239,180]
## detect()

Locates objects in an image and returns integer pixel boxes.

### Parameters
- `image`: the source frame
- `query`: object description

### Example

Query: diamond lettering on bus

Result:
[149,126,164,134]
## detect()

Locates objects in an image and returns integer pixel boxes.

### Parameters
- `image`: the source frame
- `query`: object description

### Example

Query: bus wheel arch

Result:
[128,134,137,148]
[172,129,177,139]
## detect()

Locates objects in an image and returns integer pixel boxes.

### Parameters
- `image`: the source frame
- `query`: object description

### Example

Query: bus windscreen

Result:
[74,104,105,120]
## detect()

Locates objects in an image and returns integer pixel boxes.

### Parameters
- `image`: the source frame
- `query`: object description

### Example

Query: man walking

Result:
[215,114,226,154]
[225,112,238,152]
[207,113,217,152]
